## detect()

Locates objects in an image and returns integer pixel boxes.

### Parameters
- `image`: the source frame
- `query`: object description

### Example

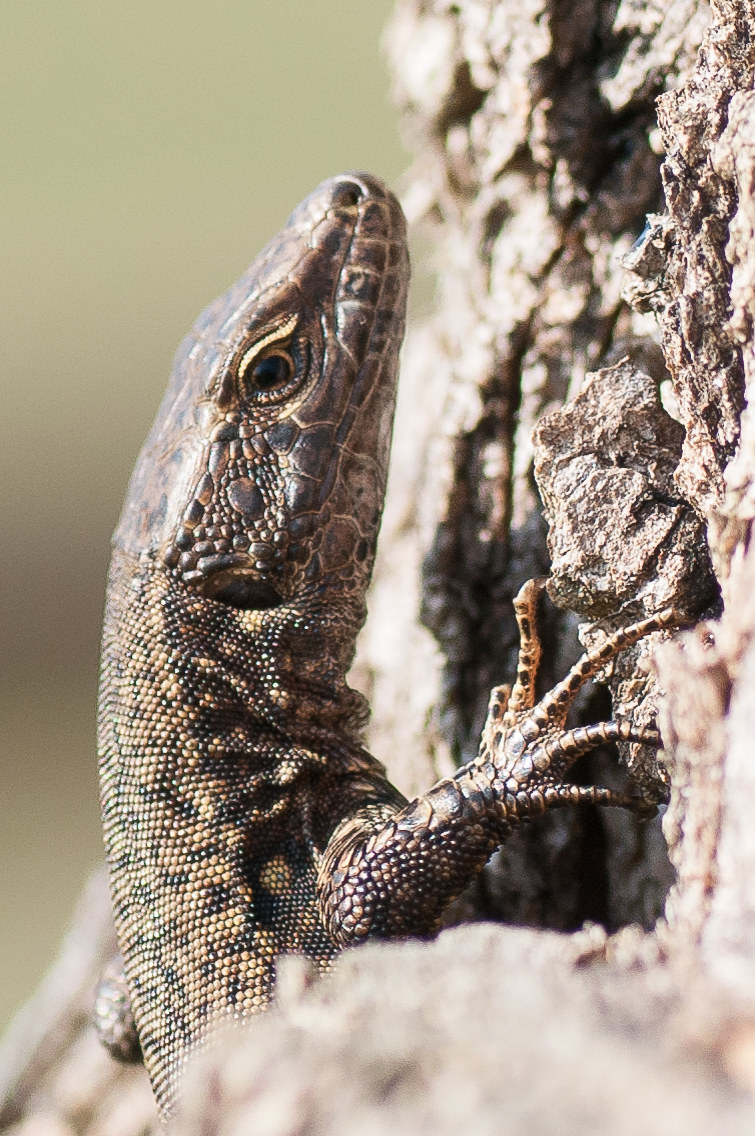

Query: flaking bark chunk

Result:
[533,360,715,621]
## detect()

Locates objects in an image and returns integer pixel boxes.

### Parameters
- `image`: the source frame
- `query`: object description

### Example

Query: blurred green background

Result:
[1,2,407,1031]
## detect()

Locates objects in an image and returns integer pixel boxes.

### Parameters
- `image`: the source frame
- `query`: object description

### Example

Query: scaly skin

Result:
[97,173,676,1117]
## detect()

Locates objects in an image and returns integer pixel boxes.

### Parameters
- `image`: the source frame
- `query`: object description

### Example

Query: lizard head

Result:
[114,173,409,615]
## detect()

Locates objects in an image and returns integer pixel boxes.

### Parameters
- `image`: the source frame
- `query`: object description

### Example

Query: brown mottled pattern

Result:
[98,175,677,1118]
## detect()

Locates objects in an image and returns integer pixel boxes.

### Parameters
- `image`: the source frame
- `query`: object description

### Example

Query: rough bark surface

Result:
[4,1,755,1133]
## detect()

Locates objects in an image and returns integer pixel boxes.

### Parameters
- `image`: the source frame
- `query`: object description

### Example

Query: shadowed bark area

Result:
[4,2,755,1133]
[376,0,715,931]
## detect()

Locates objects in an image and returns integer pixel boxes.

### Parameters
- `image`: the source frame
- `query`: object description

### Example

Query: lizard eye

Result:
[249,351,295,393]
[236,314,305,404]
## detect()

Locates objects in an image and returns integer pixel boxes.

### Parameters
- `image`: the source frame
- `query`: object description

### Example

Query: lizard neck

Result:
[102,548,370,761]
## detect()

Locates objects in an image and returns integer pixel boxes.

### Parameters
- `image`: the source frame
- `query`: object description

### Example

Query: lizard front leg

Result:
[317,578,679,945]
[93,956,142,1064]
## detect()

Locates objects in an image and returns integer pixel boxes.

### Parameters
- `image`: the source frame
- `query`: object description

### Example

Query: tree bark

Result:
[4,2,755,1133]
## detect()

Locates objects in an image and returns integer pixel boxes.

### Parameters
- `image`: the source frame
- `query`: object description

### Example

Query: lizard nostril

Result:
[332,181,362,209]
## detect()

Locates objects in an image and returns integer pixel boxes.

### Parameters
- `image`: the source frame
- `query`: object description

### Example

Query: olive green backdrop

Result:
[1,2,406,1030]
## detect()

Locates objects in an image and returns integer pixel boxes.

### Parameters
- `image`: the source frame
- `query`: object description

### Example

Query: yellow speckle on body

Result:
[259,854,293,895]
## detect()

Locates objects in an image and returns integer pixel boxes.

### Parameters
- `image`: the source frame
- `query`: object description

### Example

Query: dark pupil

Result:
[252,353,292,391]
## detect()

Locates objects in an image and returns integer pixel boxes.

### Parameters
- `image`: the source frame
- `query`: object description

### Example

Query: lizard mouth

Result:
[203,568,283,610]
[183,553,283,610]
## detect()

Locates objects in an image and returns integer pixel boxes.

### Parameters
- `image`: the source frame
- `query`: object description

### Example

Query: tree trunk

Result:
[4,2,755,1133]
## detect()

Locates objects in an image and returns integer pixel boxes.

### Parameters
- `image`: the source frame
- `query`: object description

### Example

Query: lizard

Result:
[96,171,678,1118]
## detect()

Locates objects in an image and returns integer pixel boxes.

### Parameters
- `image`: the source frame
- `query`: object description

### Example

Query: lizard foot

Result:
[476,578,680,820]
